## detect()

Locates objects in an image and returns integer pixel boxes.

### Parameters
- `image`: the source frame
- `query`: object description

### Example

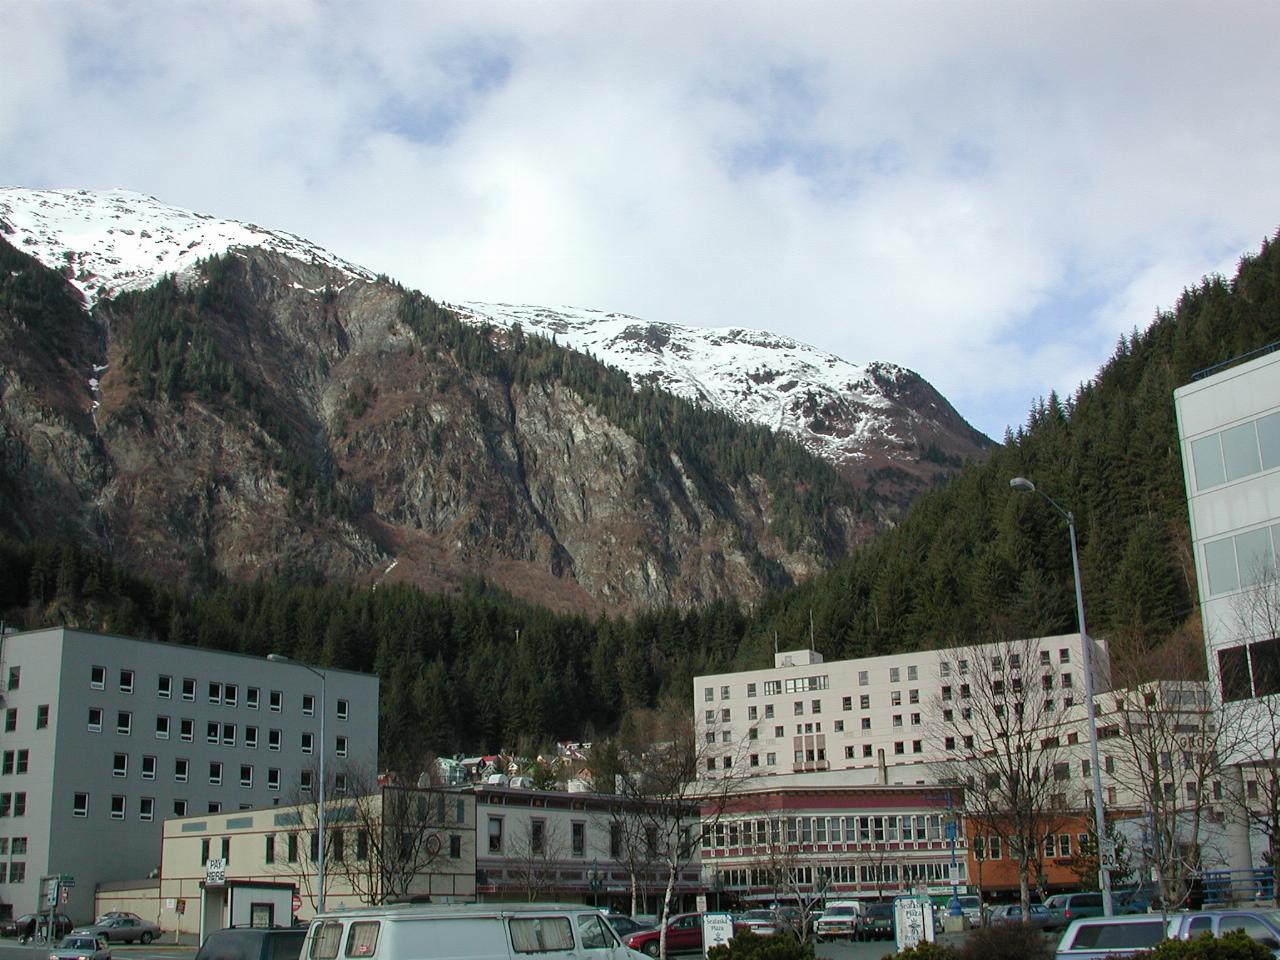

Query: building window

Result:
[858,671,869,686]
[140,797,155,822]
[91,665,106,689]
[572,821,585,856]
[269,690,283,713]
[110,795,126,820]
[36,705,49,729]
[175,758,189,782]
[268,768,281,791]
[863,744,873,757]
[6,666,18,690]
[336,736,348,758]
[240,765,253,788]
[891,691,902,706]
[889,667,901,683]
[73,792,89,817]
[766,752,776,766]
[834,720,844,732]
[209,761,223,785]
[861,717,871,730]
[245,726,258,749]
[141,755,156,780]
[450,834,462,858]
[113,753,128,778]
[811,699,822,714]
[119,669,134,694]
[908,665,918,681]
[224,684,237,707]
[488,817,504,852]
[116,711,131,736]
[268,729,281,751]
[704,687,713,702]
[222,723,236,746]
[207,721,220,744]
[155,716,170,740]
[158,675,172,699]
[173,799,188,817]
[303,694,315,717]
[842,696,852,710]
[301,770,313,793]
[302,732,314,754]
[181,677,196,701]
[912,740,923,753]
[208,682,222,704]
[337,699,349,721]
[88,707,103,732]
[721,685,730,700]
[265,834,276,864]
[746,683,757,698]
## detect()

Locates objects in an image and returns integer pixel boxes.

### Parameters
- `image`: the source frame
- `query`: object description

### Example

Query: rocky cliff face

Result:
[0,188,990,614]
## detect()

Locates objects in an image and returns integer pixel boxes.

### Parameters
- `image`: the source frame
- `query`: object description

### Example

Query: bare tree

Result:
[614,694,749,960]
[932,635,1073,918]
[1104,640,1235,912]
[505,817,568,901]
[274,765,455,907]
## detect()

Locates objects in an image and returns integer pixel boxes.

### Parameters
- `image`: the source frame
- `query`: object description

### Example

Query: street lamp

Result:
[1009,477,1114,916]
[588,860,604,908]
[267,654,328,913]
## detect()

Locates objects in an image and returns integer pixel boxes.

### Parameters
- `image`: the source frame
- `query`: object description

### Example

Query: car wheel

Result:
[141,933,154,944]
[643,942,660,958]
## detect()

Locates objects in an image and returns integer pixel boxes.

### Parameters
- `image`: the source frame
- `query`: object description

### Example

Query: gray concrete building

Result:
[0,627,377,924]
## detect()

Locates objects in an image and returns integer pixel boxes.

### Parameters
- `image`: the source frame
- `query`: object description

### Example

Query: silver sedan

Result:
[69,917,160,944]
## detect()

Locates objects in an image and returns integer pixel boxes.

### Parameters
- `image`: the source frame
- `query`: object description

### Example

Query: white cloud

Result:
[3,0,1279,440]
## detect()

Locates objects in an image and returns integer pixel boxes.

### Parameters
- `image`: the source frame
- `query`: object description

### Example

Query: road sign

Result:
[59,874,75,886]
[292,894,303,913]
[177,899,187,915]
[1099,839,1118,870]
[61,887,69,903]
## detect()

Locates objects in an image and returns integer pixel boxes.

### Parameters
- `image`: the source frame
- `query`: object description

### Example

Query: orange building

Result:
[964,811,1094,897]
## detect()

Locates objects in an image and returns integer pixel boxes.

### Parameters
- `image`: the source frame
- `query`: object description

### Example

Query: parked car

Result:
[195,925,307,960]
[70,916,161,944]
[1045,893,1106,926]
[953,896,983,927]
[1168,910,1280,949]
[1054,914,1175,960]
[93,913,142,926]
[48,934,112,960]
[988,903,1061,932]
[856,903,894,941]
[8,914,75,942]
[1112,890,1152,915]
[814,902,862,940]
[733,911,782,937]
[603,917,652,939]
[625,913,705,957]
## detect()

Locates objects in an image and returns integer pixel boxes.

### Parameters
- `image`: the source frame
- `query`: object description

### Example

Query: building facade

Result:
[1175,347,1280,709]
[0,628,378,923]
[473,784,701,912]
[700,776,967,904]
[157,787,476,940]
[1175,344,1280,873]
[693,634,1108,783]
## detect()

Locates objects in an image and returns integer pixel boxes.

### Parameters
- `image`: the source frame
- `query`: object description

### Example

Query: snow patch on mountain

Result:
[457,302,912,465]
[0,187,375,304]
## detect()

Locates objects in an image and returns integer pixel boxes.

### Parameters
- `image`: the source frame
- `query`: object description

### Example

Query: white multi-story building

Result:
[693,633,1107,783]
[1175,347,1280,709]
[1175,344,1280,873]
[0,627,378,923]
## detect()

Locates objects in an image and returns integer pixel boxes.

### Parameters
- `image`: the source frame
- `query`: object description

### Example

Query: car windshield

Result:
[60,938,96,950]
[868,905,893,918]
[825,906,857,916]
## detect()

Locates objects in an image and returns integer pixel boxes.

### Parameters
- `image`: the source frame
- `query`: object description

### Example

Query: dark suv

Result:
[195,926,307,960]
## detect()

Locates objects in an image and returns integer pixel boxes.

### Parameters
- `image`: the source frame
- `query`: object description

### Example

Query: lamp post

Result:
[588,860,603,909]
[267,654,327,913]
[1009,477,1114,916]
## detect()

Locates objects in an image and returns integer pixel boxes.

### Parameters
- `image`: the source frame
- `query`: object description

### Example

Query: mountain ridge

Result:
[0,186,990,612]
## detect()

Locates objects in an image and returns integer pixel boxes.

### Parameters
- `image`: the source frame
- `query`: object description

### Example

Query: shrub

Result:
[708,930,814,960]
[1141,931,1275,960]
[882,941,961,960]
[957,923,1052,960]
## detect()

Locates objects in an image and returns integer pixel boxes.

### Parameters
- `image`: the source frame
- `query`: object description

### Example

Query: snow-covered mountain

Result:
[457,302,990,474]
[0,187,990,488]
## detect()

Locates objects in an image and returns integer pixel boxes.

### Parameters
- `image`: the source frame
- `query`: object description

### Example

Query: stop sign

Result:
[292,894,303,913]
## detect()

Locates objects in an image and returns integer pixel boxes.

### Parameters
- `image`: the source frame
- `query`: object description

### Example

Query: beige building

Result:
[157,786,477,940]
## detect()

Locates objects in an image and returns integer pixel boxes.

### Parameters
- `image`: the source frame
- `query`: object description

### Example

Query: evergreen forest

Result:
[2,230,1279,766]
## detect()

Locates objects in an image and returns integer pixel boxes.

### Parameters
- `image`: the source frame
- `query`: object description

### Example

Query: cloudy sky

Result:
[5,1,1279,439]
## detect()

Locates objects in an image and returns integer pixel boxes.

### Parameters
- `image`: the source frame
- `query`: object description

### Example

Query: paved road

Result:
[0,943,195,960]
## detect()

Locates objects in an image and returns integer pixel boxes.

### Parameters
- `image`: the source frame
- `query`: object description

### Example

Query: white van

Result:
[302,903,648,960]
